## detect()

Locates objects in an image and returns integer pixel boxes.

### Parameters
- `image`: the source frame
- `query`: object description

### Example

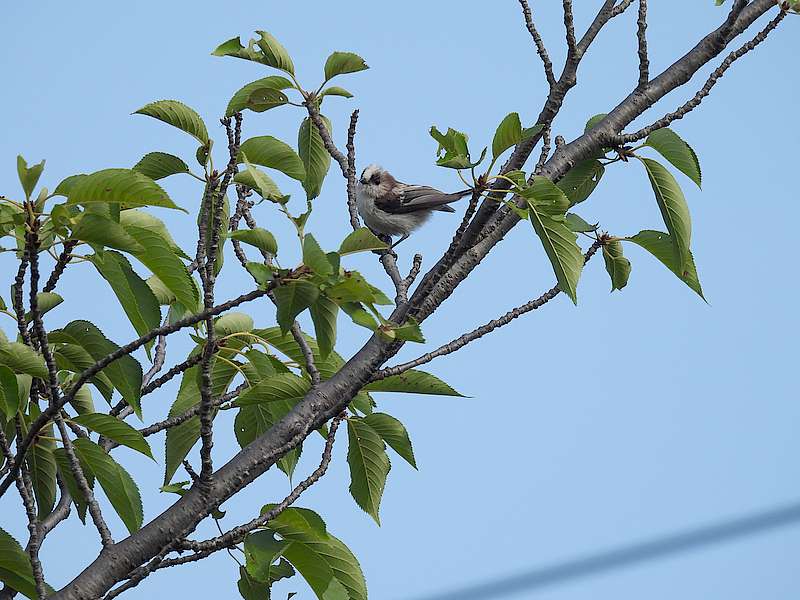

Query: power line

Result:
[410,501,800,600]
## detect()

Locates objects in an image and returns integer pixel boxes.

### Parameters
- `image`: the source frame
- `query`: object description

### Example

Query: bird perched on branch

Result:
[356,164,472,246]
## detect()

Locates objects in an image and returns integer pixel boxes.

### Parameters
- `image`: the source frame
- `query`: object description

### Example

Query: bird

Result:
[356,164,472,246]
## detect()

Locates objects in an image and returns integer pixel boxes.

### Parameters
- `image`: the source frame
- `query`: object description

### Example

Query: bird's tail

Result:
[432,188,473,212]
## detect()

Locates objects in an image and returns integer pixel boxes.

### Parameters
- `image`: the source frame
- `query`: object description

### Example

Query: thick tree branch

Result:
[563,0,578,58]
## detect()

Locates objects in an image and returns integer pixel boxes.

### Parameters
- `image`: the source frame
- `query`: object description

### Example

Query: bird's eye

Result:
[371,174,380,184]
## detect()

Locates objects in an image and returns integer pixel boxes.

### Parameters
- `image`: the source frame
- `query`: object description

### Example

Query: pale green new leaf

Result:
[0,342,48,379]
[639,157,692,272]
[234,161,286,203]
[347,418,390,525]
[254,30,295,75]
[338,227,388,255]
[229,228,278,256]
[67,168,182,211]
[16,156,45,200]
[298,116,331,200]
[324,51,369,81]
[119,210,190,259]
[134,100,209,145]
[72,413,154,459]
[23,292,63,322]
[320,86,353,99]
[364,412,417,469]
[73,438,143,534]
[646,128,702,188]
[214,312,254,337]
[132,152,190,181]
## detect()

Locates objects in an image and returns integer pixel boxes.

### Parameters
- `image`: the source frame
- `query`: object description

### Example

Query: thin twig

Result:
[636,0,650,88]
[616,9,786,143]
[142,333,168,388]
[375,239,605,380]
[563,0,578,58]
[43,239,78,293]
[290,322,321,387]
[535,126,553,173]
[173,412,346,554]
[518,0,556,87]
[611,0,635,18]
[345,110,361,230]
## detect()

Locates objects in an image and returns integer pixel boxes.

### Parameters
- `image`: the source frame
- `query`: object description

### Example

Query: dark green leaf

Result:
[27,422,56,519]
[246,87,288,113]
[235,402,301,479]
[340,302,379,331]
[492,112,522,160]
[564,213,598,233]
[90,251,161,341]
[229,228,278,256]
[48,321,143,417]
[309,295,338,360]
[602,240,632,291]
[0,342,48,379]
[639,158,692,272]
[52,174,87,198]
[73,438,143,534]
[338,227,388,255]
[626,230,705,299]
[364,412,417,469]
[326,271,391,306]
[364,369,464,396]
[347,418,390,525]
[119,209,190,259]
[273,281,319,334]
[67,168,182,211]
[72,413,154,459]
[324,51,369,81]
[298,117,331,200]
[557,159,605,205]
[0,366,20,422]
[226,76,294,117]
[302,234,331,276]
[646,128,702,188]
[585,113,608,132]
[320,86,353,99]
[71,214,143,254]
[238,137,306,182]
[52,344,114,402]
[134,100,209,145]
[132,152,190,180]
[244,530,290,583]
[54,447,93,523]
[262,506,366,600]
[236,374,310,406]
[0,527,50,600]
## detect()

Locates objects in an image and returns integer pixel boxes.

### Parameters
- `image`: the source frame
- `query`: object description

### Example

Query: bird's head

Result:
[358,164,395,198]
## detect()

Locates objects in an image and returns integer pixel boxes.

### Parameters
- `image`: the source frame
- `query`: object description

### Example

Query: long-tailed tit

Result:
[356,164,471,246]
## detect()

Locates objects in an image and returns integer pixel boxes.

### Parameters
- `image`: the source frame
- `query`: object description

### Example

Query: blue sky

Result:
[1,2,799,599]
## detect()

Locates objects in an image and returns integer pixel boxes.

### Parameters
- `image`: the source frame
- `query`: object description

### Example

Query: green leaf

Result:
[90,251,161,341]
[245,87,289,113]
[238,137,306,182]
[236,373,310,406]
[324,51,369,81]
[254,30,295,75]
[557,159,605,205]
[229,228,278,256]
[339,302,378,331]
[124,225,200,312]
[525,178,584,304]
[262,506,367,600]
[163,360,239,483]
[638,157,692,272]
[0,342,48,379]
[72,213,143,254]
[235,403,301,479]
[320,86,353,99]
[338,227,389,255]
[27,422,56,519]
[273,281,320,334]
[585,113,608,132]
[492,112,523,160]
[133,100,209,145]
[298,116,332,200]
[132,152,190,181]
[363,412,417,469]
[645,128,702,188]
[430,126,482,169]
[52,344,114,402]
[54,446,93,523]
[309,295,338,360]
[23,292,63,322]
[602,240,631,292]
[0,366,20,422]
[326,271,391,306]
[365,369,464,396]
[52,174,87,198]
[346,418,390,525]
[255,327,345,380]
[16,156,45,200]
[215,312,254,336]
[245,262,273,287]
[0,527,48,600]
[72,413,154,459]
[119,210,190,259]
[70,384,95,416]
[236,566,270,600]
[244,530,291,583]
[302,234,331,276]
[67,168,182,211]
[48,321,143,417]
[73,438,143,534]
[564,213,598,233]
[226,76,294,118]
[626,230,705,299]
[234,162,286,203]
[146,275,175,305]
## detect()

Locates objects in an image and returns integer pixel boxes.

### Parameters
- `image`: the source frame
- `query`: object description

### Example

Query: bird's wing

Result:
[375,183,470,214]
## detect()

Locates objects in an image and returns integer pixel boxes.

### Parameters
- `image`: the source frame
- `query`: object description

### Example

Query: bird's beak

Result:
[359,177,367,184]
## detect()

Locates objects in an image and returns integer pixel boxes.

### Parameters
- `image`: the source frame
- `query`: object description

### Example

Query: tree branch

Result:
[636,0,650,88]
[563,0,578,58]
[345,109,361,231]
[518,0,556,87]
[42,239,78,293]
